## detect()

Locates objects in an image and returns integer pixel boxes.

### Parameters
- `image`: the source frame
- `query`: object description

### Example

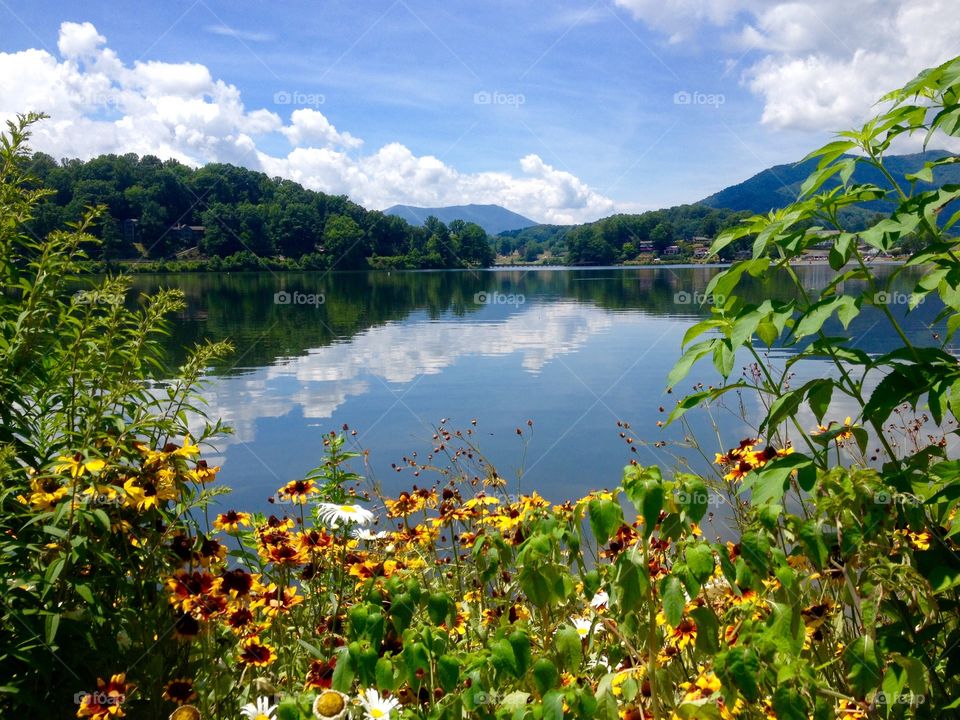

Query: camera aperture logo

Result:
[274,290,325,307]
[474,291,525,306]
[673,290,724,305]
[873,290,919,306]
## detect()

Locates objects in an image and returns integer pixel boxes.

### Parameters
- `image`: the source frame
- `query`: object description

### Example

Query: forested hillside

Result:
[24,152,494,269]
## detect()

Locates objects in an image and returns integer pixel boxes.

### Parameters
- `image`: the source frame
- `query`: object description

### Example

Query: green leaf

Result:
[276,701,300,720]
[594,690,619,720]
[509,630,532,676]
[661,576,685,628]
[690,606,720,655]
[667,339,716,389]
[641,481,664,536]
[554,626,583,672]
[720,646,761,702]
[437,654,461,691]
[542,690,565,720]
[744,454,813,506]
[588,498,624,546]
[685,544,715,585]
[772,686,808,720]
[845,636,882,697]
[532,657,560,695]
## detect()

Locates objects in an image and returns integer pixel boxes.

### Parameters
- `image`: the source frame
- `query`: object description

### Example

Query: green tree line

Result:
[23,152,494,269]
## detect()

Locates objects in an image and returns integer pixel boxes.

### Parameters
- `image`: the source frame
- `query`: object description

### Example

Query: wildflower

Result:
[671,618,697,649]
[384,491,426,517]
[191,593,229,621]
[277,479,320,504]
[173,436,201,458]
[313,689,349,720]
[123,475,178,511]
[317,502,375,526]
[162,678,197,705]
[679,671,721,702]
[173,612,201,640]
[198,537,227,566]
[219,568,255,596]
[76,673,134,719]
[907,530,932,551]
[305,657,337,690]
[213,510,251,532]
[224,606,257,635]
[590,590,609,610]
[238,637,277,667]
[169,706,201,720]
[352,528,389,542]
[166,571,220,612]
[299,529,336,552]
[240,696,277,720]
[251,583,304,617]
[264,542,306,567]
[54,454,106,479]
[21,476,69,510]
[187,460,219,484]
[357,688,400,719]
[571,617,595,639]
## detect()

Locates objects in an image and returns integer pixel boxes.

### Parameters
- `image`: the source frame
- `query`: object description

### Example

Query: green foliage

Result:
[0,113,232,716]
[24,151,496,269]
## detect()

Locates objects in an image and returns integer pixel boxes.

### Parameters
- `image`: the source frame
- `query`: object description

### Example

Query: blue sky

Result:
[1,0,956,222]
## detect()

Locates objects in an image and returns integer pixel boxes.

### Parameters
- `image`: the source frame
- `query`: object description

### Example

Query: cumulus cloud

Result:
[0,21,617,223]
[617,0,960,132]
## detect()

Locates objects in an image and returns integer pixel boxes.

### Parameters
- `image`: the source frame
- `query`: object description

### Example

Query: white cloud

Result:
[57,21,106,59]
[0,21,618,224]
[281,108,362,150]
[618,0,960,132]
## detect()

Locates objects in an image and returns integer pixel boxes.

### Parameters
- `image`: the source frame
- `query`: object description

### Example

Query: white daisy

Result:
[351,527,389,542]
[590,590,609,609]
[358,688,400,719]
[572,617,595,638]
[316,502,375,527]
[240,696,277,720]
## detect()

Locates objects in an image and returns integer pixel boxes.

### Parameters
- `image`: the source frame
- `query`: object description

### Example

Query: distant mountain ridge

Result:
[385,203,537,235]
[698,150,960,215]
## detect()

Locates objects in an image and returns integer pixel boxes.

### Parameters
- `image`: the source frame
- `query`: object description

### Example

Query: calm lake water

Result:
[130,265,942,518]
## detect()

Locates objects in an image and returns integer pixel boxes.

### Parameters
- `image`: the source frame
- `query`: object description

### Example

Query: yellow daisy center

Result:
[340,505,356,512]
[371,710,385,719]
[315,691,345,716]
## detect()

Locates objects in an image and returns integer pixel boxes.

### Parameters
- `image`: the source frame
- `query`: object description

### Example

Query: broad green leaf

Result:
[554,626,583,672]
[661,576,685,628]
[685,543,715,585]
[588,498,623,546]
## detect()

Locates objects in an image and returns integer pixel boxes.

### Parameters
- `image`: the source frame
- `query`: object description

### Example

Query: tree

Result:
[321,214,367,269]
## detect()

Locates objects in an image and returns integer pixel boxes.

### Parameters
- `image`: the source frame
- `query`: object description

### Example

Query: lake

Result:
[130,264,942,521]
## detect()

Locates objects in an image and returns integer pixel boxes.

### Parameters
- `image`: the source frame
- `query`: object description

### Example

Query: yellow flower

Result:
[123,475,177,511]
[54,454,105,479]
[213,510,252,532]
[21,476,69,510]
[907,530,932,551]
[680,671,721,702]
[173,436,200,458]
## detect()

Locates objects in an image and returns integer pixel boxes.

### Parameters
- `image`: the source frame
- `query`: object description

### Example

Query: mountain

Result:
[385,203,537,235]
[698,150,959,217]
